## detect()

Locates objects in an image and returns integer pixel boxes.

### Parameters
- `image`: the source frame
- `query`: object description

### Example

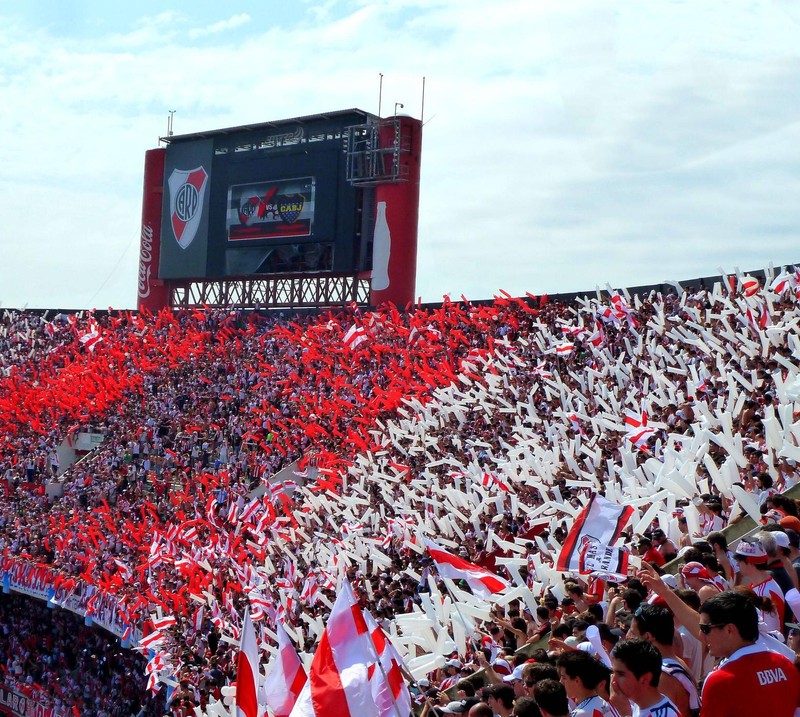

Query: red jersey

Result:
[701,643,800,717]
[643,547,666,567]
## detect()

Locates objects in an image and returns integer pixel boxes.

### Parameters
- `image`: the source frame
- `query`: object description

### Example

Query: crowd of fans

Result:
[0,593,160,717]
[0,268,797,716]
[414,525,800,717]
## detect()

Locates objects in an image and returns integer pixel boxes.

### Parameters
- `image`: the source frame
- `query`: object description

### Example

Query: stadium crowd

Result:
[0,268,798,716]
[0,593,159,717]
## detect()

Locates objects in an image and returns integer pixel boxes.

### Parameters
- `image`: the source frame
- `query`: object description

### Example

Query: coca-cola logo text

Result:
[137,224,154,299]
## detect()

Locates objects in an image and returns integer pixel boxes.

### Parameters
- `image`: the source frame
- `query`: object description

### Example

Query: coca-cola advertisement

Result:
[137,149,170,312]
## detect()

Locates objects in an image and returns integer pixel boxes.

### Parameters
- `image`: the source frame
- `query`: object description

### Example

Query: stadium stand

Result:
[1,267,800,716]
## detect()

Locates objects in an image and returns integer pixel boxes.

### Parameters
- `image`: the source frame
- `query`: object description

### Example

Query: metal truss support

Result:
[168,274,371,310]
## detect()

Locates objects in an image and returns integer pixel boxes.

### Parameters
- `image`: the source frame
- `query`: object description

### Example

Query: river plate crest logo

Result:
[168,167,209,249]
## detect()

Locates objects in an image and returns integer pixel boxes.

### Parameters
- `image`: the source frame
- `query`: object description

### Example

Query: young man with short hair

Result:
[556,650,617,717]
[610,639,680,717]
[628,604,700,717]
[483,683,516,717]
[533,679,570,717]
[699,590,800,717]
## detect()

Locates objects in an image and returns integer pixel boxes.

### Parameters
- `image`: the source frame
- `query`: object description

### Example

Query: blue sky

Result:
[1,0,799,308]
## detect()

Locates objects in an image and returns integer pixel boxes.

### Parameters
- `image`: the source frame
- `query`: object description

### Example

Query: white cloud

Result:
[188,13,251,40]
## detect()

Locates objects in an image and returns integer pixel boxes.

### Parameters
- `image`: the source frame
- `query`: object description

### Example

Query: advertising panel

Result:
[227,177,315,242]
[137,148,170,312]
[158,139,214,279]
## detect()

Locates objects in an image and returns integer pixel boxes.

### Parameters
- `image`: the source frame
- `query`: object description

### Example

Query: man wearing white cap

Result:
[440,659,463,690]
[733,538,785,632]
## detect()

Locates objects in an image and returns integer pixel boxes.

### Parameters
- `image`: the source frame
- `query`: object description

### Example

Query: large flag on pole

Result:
[236,608,260,717]
[289,580,378,717]
[263,622,307,717]
[556,494,634,572]
[423,537,510,600]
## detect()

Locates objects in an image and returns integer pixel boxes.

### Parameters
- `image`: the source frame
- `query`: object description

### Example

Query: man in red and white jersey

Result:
[699,590,800,717]
[438,658,463,690]
[611,639,680,717]
[733,538,785,632]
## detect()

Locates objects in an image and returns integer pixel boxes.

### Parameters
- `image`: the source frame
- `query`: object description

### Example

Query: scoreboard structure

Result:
[136,109,422,311]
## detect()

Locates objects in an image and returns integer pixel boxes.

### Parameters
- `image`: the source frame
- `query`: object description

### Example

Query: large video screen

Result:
[158,110,375,281]
[227,177,315,242]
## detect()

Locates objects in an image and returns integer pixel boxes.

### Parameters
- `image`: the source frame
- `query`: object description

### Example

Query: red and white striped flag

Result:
[151,614,177,632]
[480,473,509,492]
[289,580,378,717]
[114,559,132,581]
[587,320,605,348]
[300,573,320,607]
[341,522,364,538]
[740,275,760,297]
[79,319,103,352]
[770,270,794,295]
[531,363,552,379]
[240,499,261,525]
[263,622,308,717]
[556,494,634,572]
[192,605,205,633]
[363,610,411,717]
[342,324,368,350]
[423,538,510,600]
[236,608,260,717]
[138,630,165,651]
[623,408,655,451]
[610,293,639,327]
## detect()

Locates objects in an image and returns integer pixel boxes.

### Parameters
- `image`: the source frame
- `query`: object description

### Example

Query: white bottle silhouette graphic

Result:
[372,200,391,291]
